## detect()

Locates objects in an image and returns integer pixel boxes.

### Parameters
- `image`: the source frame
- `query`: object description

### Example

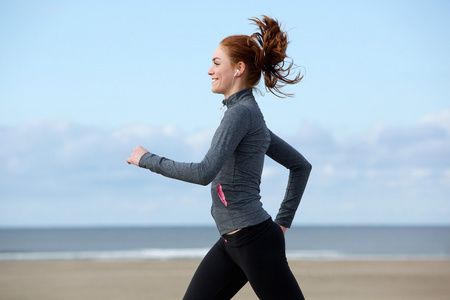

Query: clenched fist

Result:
[126,145,149,166]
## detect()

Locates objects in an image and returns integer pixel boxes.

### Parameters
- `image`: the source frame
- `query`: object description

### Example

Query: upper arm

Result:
[266,130,311,171]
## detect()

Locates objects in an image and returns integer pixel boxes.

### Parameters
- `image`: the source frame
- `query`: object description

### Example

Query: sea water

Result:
[0,226,449,261]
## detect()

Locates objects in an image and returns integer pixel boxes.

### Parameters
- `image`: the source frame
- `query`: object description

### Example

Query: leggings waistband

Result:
[221,218,273,247]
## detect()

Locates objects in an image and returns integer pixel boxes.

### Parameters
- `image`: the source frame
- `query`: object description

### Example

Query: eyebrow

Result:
[212,57,221,62]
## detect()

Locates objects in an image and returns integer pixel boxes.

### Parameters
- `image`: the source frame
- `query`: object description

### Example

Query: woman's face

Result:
[208,45,236,98]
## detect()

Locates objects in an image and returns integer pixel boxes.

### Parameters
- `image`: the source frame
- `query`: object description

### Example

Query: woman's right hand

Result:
[126,145,149,166]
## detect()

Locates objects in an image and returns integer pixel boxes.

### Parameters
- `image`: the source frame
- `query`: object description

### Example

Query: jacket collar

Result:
[222,88,253,108]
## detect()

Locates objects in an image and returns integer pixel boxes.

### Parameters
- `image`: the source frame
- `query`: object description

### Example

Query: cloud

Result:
[184,128,215,159]
[289,109,450,224]
[1,109,449,227]
[0,121,213,227]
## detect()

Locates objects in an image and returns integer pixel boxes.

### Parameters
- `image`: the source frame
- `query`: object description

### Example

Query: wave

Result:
[0,248,210,261]
[1,248,448,261]
[286,250,450,261]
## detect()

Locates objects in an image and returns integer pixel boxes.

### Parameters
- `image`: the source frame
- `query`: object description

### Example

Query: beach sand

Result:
[1,259,449,300]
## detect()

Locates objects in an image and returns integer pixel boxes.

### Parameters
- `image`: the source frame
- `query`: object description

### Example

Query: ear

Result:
[235,62,246,76]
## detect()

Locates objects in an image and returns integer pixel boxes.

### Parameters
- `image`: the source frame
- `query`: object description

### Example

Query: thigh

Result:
[236,222,305,300]
[183,238,248,300]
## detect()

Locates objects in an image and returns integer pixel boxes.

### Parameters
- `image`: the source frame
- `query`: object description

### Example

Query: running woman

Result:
[127,15,312,300]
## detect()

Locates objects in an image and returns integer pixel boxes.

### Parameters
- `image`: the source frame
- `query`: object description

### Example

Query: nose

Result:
[208,65,214,75]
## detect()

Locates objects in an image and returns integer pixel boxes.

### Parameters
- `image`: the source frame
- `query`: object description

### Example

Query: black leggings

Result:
[183,218,305,300]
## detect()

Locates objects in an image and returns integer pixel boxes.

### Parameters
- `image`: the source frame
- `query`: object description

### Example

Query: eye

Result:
[214,62,219,66]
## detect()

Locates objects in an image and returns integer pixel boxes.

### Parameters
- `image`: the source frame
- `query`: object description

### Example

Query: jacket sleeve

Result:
[266,130,312,228]
[138,106,251,186]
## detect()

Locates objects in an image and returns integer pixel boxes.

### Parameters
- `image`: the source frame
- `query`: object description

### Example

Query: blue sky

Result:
[1,0,449,227]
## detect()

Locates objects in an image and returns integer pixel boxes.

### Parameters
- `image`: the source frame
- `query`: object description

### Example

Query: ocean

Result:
[0,226,449,261]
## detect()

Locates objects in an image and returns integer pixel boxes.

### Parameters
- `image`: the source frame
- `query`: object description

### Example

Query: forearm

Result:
[274,159,312,227]
[267,130,312,228]
[139,152,217,186]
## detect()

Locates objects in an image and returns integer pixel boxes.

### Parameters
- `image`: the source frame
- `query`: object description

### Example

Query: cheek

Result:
[222,74,233,84]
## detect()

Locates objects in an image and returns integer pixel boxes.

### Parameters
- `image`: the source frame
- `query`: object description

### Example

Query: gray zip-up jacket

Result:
[139,88,312,235]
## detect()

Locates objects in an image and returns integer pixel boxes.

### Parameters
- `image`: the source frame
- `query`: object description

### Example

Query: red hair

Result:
[220,16,303,97]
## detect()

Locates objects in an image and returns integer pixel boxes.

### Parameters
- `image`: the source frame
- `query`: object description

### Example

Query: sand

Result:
[1,259,449,300]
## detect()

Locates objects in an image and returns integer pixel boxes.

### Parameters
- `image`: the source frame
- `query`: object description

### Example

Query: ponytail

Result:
[220,15,303,98]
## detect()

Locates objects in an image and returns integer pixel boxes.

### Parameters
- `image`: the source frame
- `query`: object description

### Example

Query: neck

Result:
[224,78,250,99]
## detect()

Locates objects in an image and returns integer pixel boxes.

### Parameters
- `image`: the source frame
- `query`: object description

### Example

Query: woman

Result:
[127,16,312,300]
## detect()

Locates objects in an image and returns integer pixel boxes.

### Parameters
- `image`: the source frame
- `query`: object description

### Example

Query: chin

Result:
[211,87,223,95]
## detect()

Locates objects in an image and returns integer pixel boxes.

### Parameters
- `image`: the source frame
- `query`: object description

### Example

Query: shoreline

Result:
[1,259,449,300]
[2,249,448,262]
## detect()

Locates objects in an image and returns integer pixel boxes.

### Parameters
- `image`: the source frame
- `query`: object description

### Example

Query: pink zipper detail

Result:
[216,183,227,207]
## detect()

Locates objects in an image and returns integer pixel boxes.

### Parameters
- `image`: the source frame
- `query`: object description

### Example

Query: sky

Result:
[0,0,449,227]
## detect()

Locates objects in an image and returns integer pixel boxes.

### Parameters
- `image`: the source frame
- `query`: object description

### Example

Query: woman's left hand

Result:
[126,145,149,166]
[278,224,287,235]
